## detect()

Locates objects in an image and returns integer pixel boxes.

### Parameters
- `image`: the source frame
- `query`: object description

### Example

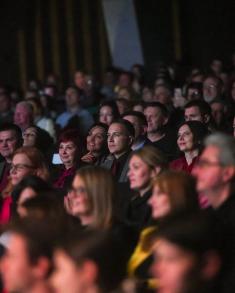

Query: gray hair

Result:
[204,133,235,166]
[16,101,34,115]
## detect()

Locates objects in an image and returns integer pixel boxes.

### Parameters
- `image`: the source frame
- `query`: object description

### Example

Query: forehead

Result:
[144,106,162,115]
[8,233,28,254]
[66,88,78,95]
[211,102,223,110]
[204,77,217,85]
[73,174,85,187]
[24,127,37,134]
[124,115,139,125]
[60,141,76,147]
[100,105,112,113]
[16,105,29,113]
[0,130,16,139]
[185,106,201,115]
[90,126,105,135]
[201,145,220,160]
[178,124,191,133]
[13,153,31,163]
[108,123,126,133]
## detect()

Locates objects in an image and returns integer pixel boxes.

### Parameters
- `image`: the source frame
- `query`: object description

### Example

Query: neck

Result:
[147,131,165,142]
[113,149,128,159]
[68,105,79,113]
[79,214,95,227]
[205,183,231,209]
[25,280,52,293]
[64,162,75,170]
[139,185,151,197]
[184,149,199,165]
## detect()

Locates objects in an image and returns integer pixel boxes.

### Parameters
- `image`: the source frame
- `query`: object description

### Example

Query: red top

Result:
[170,156,199,174]
[0,196,12,225]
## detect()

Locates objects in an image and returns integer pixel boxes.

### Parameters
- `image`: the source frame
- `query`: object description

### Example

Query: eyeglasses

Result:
[10,164,35,172]
[69,186,87,196]
[196,159,222,168]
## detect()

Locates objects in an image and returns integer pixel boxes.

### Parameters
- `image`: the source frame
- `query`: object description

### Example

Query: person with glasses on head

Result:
[192,133,235,292]
[0,146,49,224]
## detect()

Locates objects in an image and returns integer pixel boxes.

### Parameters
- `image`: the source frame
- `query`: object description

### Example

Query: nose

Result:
[108,134,114,142]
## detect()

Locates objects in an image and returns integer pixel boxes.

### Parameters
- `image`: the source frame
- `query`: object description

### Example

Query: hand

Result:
[81,152,96,163]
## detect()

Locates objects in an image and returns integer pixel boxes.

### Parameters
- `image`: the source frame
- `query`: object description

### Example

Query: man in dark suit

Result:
[0,123,22,192]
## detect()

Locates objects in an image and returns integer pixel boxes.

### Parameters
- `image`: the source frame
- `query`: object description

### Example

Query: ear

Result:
[222,166,235,183]
[163,116,168,126]
[151,166,161,178]
[203,114,210,124]
[142,125,148,135]
[201,251,221,280]
[128,136,134,146]
[81,260,98,285]
[32,257,51,279]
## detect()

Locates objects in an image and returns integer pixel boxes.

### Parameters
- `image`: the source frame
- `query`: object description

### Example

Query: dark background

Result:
[0,0,234,89]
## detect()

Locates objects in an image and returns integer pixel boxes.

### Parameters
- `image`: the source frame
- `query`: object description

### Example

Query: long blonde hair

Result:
[75,166,115,230]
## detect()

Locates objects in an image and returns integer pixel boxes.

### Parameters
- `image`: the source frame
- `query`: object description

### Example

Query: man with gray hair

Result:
[193,132,235,292]
[14,101,34,131]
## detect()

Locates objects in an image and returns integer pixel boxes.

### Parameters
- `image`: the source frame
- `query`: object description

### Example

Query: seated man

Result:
[0,123,22,192]
[100,119,134,182]
[1,218,56,293]
[56,86,94,135]
[122,111,151,150]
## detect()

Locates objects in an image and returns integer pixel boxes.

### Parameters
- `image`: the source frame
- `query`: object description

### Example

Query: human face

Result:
[211,102,224,126]
[10,154,35,186]
[192,145,225,194]
[23,127,37,147]
[14,105,32,130]
[148,184,171,219]
[51,250,84,293]
[128,155,153,193]
[184,106,204,122]
[124,115,142,139]
[177,124,194,152]
[203,77,219,103]
[59,141,77,169]
[87,126,106,154]
[17,187,37,217]
[107,123,131,157]
[1,233,36,292]
[68,175,91,217]
[144,106,167,134]
[153,86,171,105]
[152,239,196,293]
[0,130,19,160]
[99,106,114,126]
[65,87,79,108]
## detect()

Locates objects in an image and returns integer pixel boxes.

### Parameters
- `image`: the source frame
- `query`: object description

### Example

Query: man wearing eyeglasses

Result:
[193,133,235,292]
[0,123,22,192]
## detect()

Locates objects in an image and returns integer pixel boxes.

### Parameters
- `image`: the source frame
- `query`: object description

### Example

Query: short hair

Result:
[184,100,212,116]
[144,102,169,118]
[110,118,135,138]
[131,145,168,172]
[57,230,127,292]
[13,146,50,181]
[0,123,22,146]
[122,110,147,126]
[16,101,34,115]
[6,218,57,266]
[204,133,235,166]
[75,166,116,229]
[152,170,199,213]
[155,210,221,256]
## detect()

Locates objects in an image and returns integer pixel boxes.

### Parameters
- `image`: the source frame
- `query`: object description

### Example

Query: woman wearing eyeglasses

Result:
[0,146,49,224]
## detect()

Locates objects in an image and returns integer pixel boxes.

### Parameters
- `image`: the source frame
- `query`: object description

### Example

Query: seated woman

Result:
[0,146,49,224]
[53,129,83,195]
[22,125,54,163]
[98,100,119,126]
[170,121,208,173]
[64,166,137,254]
[127,145,168,231]
[128,171,199,291]
[11,175,53,217]
[81,123,108,165]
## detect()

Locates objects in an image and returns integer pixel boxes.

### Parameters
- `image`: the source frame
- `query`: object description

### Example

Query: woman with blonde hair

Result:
[127,145,168,230]
[0,146,49,224]
[128,170,199,292]
[64,166,115,230]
